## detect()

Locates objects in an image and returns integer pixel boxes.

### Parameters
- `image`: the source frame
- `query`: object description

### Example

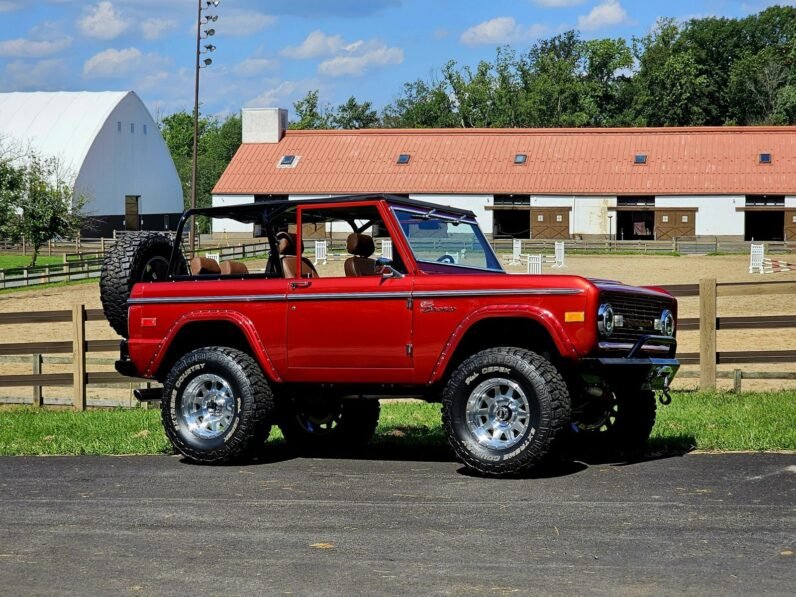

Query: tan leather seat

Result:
[276,232,319,278]
[219,260,248,275]
[344,233,377,277]
[189,256,220,275]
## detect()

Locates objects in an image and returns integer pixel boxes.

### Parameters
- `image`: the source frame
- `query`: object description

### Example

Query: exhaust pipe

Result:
[134,388,163,403]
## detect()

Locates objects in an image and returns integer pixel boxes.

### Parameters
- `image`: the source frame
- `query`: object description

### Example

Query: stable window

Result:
[759,153,772,164]
[537,214,544,222]
[280,155,295,166]
[514,154,527,165]
[556,214,563,223]
[661,215,669,223]
[634,154,647,165]
[397,154,411,165]
[117,121,122,133]
[681,215,689,223]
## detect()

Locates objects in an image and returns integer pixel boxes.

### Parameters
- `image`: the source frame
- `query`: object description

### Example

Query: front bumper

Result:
[582,335,679,391]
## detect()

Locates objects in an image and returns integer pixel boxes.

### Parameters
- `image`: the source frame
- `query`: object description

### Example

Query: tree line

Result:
[159,6,796,216]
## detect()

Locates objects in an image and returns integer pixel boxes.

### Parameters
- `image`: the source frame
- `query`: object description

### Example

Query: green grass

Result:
[0,391,794,456]
[0,255,62,270]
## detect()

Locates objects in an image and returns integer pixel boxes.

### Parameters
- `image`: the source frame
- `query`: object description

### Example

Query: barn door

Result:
[531,208,570,239]
[125,196,140,231]
[655,210,695,240]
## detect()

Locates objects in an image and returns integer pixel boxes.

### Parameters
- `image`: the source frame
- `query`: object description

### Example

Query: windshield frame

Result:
[391,206,505,273]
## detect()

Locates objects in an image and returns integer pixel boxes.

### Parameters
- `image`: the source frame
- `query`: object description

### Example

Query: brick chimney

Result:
[241,107,288,143]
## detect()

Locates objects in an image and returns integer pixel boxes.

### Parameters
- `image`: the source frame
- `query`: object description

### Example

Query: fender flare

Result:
[144,309,283,382]
[427,305,579,384]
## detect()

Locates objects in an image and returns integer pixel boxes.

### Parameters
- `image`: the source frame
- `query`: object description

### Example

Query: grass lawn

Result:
[0,391,793,457]
[0,255,62,270]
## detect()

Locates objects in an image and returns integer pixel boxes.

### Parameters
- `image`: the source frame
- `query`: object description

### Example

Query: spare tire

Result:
[100,232,184,337]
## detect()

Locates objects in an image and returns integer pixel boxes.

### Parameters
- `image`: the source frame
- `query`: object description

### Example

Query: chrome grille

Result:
[601,291,674,343]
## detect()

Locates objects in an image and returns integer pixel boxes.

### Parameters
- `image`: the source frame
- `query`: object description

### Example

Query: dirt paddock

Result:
[1,253,794,404]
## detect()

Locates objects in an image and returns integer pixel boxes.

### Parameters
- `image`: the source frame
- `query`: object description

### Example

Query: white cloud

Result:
[140,17,176,41]
[533,0,585,6]
[318,41,403,77]
[1,59,66,91]
[460,16,546,46]
[78,1,129,40]
[83,47,142,78]
[215,9,276,37]
[577,0,630,31]
[0,1,22,12]
[234,57,279,77]
[245,80,301,108]
[280,30,345,59]
[0,36,71,58]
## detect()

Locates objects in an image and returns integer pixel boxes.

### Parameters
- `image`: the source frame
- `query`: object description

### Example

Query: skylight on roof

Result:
[634,154,647,165]
[514,153,527,165]
[759,153,772,164]
[277,155,299,168]
[397,154,411,164]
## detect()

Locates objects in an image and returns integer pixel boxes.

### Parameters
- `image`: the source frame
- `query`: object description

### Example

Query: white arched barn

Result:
[0,91,183,237]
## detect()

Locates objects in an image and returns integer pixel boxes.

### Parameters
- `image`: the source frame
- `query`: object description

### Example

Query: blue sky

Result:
[0,0,792,120]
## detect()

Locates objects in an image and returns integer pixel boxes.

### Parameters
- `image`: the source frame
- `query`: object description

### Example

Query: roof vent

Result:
[759,153,772,164]
[397,154,411,165]
[277,155,299,168]
[634,154,647,165]
[514,153,527,165]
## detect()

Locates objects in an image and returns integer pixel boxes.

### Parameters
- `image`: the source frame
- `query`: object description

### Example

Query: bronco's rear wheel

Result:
[442,347,570,477]
[279,398,380,453]
[162,347,274,464]
[100,232,185,338]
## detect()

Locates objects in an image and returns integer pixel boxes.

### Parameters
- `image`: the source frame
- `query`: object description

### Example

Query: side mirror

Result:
[375,256,404,278]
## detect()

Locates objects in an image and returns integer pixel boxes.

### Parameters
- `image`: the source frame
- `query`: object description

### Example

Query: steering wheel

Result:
[436,254,456,264]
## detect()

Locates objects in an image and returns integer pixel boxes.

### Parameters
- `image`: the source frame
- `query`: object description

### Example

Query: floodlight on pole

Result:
[189,0,220,251]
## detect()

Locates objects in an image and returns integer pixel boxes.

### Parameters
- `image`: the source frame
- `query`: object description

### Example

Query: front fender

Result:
[144,309,283,382]
[427,305,580,384]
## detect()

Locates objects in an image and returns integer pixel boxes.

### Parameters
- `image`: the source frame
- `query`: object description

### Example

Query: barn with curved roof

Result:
[0,91,183,237]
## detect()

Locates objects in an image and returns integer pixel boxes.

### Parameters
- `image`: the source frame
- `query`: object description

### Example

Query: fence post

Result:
[72,304,87,411]
[48,239,52,256]
[699,278,717,391]
[733,369,742,393]
[32,353,43,407]
[100,237,105,255]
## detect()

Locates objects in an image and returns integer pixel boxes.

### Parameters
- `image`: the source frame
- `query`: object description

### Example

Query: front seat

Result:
[344,233,377,277]
[276,232,319,278]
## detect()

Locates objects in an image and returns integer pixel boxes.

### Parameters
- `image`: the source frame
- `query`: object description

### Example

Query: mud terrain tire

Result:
[442,347,570,477]
[162,347,274,464]
[279,398,380,454]
[571,388,657,453]
[100,232,182,337]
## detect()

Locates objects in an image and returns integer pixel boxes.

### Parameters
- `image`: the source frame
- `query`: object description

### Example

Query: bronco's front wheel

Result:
[442,347,570,477]
[162,347,274,464]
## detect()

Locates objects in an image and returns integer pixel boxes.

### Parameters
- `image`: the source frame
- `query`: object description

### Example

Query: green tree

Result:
[0,154,85,266]
[331,96,380,129]
[290,90,332,129]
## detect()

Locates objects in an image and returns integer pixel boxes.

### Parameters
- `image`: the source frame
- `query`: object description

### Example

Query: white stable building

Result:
[0,91,183,237]
[213,108,796,242]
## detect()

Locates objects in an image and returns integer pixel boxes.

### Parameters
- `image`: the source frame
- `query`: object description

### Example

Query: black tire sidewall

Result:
[448,357,547,465]
[163,350,250,455]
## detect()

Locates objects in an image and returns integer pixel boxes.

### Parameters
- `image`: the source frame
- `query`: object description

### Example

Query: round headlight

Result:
[597,303,615,336]
[661,309,675,337]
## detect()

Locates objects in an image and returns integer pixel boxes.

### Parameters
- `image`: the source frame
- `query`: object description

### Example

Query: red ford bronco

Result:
[102,195,679,476]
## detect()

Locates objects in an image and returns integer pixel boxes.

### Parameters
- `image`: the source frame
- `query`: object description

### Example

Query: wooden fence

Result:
[663,279,796,391]
[0,279,794,408]
[0,306,143,409]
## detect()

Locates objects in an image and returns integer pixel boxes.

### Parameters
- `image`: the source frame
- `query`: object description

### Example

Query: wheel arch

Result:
[429,307,578,385]
[147,311,282,382]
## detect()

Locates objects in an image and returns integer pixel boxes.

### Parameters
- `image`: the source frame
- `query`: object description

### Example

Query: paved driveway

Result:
[0,452,793,596]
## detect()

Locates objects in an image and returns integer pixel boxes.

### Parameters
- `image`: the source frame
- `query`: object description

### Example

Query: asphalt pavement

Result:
[0,451,794,596]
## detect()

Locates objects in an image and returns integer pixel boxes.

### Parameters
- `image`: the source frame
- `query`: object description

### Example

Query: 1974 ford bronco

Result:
[102,195,679,476]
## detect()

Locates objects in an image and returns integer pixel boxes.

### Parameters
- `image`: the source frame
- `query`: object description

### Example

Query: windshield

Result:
[393,207,504,272]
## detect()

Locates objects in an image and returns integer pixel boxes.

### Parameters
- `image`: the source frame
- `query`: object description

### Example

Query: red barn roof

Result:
[213,127,796,196]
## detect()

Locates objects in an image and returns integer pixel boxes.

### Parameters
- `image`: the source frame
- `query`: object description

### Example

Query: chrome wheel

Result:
[179,374,237,440]
[465,378,533,450]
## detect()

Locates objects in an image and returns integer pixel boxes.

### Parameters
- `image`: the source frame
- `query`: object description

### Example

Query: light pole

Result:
[607,214,613,242]
[189,0,219,252]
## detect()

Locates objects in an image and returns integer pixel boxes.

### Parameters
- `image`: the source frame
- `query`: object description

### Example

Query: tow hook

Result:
[657,376,672,405]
